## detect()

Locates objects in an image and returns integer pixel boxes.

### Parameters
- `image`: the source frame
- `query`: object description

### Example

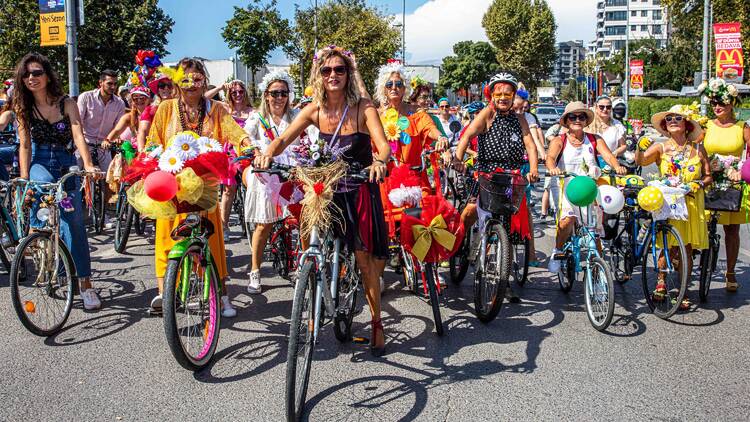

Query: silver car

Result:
[533,106,562,130]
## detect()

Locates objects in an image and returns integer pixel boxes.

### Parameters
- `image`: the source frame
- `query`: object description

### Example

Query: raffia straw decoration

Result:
[295,160,348,239]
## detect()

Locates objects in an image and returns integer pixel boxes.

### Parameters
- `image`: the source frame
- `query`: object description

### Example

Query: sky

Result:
[159,0,598,64]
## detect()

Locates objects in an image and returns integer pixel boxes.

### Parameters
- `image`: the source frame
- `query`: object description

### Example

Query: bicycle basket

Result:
[705,185,743,212]
[478,173,527,215]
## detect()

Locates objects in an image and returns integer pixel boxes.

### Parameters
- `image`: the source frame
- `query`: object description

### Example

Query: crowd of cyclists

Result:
[2,47,749,415]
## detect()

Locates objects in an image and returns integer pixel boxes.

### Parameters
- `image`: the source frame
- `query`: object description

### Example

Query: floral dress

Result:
[658,147,708,249]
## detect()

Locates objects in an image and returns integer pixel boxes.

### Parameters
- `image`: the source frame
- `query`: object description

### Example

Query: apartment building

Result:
[595,0,668,58]
[551,40,586,91]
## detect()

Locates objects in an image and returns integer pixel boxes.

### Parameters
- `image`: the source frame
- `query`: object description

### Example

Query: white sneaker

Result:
[150,294,163,311]
[221,295,237,318]
[81,288,101,310]
[104,218,115,230]
[223,227,230,242]
[247,270,261,294]
[548,248,562,274]
[379,276,385,293]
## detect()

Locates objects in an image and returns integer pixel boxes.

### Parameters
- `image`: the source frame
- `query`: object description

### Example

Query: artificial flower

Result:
[312,152,321,161]
[148,145,163,158]
[309,143,320,152]
[383,120,401,141]
[159,149,185,173]
[170,133,200,161]
[196,136,222,153]
[384,108,398,122]
[727,84,739,96]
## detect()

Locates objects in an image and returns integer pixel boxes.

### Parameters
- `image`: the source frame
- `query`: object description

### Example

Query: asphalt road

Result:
[1,185,750,422]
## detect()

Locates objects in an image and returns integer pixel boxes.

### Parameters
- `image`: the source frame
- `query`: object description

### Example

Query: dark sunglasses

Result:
[664,115,684,123]
[158,82,173,90]
[385,80,405,89]
[23,69,46,79]
[268,90,289,98]
[597,104,612,110]
[320,66,347,77]
[439,105,449,109]
[710,100,727,108]
[567,113,588,122]
[230,90,245,96]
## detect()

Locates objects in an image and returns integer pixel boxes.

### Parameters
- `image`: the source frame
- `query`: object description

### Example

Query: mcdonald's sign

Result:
[714,22,744,83]
[629,60,644,96]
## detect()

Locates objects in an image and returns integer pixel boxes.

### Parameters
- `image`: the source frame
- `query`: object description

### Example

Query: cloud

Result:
[398,0,598,64]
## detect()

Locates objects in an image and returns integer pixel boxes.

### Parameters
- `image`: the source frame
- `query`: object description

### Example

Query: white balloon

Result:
[597,185,625,214]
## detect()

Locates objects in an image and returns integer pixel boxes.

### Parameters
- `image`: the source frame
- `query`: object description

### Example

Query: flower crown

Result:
[258,70,295,102]
[697,77,740,105]
[313,45,353,63]
[410,75,430,90]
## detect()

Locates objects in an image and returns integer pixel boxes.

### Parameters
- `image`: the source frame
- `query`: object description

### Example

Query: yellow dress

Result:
[658,152,708,250]
[148,99,249,279]
[703,120,748,225]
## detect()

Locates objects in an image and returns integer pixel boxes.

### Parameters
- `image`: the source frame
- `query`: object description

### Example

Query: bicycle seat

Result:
[403,207,422,219]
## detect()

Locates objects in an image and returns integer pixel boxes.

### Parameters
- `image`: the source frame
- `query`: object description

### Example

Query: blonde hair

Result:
[225,80,251,112]
[374,63,411,105]
[309,48,360,107]
[258,78,292,122]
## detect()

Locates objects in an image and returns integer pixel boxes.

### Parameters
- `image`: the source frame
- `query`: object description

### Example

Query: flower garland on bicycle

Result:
[546,102,626,274]
[253,45,391,356]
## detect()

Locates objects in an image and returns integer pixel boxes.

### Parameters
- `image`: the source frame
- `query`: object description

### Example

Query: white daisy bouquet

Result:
[124,131,230,218]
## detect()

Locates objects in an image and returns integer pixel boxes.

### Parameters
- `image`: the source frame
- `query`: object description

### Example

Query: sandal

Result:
[370,318,386,357]
[652,282,667,302]
[725,272,739,293]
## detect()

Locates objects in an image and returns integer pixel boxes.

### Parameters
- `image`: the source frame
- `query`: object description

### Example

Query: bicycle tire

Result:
[557,251,575,293]
[272,230,290,280]
[133,212,144,236]
[286,260,317,422]
[512,238,530,286]
[401,246,419,295]
[92,179,106,234]
[10,232,75,336]
[448,233,470,284]
[333,250,359,342]
[163,244,222,370]
[584,256,615,331]
[0,221,12,273]
[698,236,719,303]
[473,221,510,323]
[425,263,444,336]
[114,193,134,254]
[641,224,688,319]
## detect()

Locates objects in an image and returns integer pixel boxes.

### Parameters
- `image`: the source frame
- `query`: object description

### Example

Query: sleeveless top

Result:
[476,112,526,172]
[557,135,597,175]
[29,96,74,148]
[703,120,746,157]
[318,103,372,192]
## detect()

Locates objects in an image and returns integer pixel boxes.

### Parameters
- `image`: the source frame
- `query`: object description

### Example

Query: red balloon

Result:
[144,171,177,202]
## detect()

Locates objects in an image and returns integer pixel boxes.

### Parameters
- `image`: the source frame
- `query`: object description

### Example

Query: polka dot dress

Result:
[476,112,527,173]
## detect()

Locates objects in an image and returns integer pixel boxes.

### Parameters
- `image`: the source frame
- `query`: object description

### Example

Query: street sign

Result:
[39,0,66,47]
[629,60,644,96]
[714,22,744,83]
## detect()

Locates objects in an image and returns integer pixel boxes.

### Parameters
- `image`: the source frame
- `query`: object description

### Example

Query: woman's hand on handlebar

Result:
[614,165,627,175]
[527,168,539,183]
[435,136,449,152]
[254,153,274,170]
[548,167,563,176]
[368,160,387,183]
[452,157,466,173]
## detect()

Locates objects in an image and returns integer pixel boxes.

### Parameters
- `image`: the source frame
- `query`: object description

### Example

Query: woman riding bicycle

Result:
[136,71,177,151]
[636,105,711,308]
[243,70,299,294]
[12,52,101,310]
[104,86,152,146]
[253,46,390,356]
[546,101,625,274]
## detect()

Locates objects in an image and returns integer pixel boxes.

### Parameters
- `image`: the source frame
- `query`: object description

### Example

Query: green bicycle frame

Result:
[167,224,215,303]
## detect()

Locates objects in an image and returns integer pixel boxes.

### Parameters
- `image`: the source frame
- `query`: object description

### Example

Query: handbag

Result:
[705,185,744,212]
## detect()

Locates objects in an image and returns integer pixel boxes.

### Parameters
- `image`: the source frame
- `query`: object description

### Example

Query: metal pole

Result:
[65,0,79,96]
[700,0,710,115]
[623,0,629,116]
[313,0,318,53]
[402,0,406,63]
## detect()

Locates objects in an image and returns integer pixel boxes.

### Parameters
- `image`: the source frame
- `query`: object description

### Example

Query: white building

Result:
[551,40,586,92]
[595,0,668,58]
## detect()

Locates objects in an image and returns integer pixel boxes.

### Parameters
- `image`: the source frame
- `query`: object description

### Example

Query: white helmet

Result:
[612,98,626,109]
[488,73,518,93]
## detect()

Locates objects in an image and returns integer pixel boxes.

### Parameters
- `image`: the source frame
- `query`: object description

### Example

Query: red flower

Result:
[313,182,325,195]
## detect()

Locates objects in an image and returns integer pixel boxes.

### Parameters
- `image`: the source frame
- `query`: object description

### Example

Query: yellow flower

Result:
[383,120,401,141]
[384,108,399,123]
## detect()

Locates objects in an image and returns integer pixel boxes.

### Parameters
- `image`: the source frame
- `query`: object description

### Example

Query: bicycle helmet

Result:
[466,101,485,115]
[487,73,518,93]
[612,98,627,120]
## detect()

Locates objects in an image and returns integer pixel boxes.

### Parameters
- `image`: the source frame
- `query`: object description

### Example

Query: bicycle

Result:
[9,168,100,336]
[162,212,224,371]
[698,210,721,302]
[605,178,689,319]
[551,173,615,331]
[268,215,300,281]
[273,162,372,421]
[0,178,23,272]
[84,143,116,234]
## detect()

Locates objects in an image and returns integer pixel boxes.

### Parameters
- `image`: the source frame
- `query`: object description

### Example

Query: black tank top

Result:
[29,96,74,148]
[318,102,372,192]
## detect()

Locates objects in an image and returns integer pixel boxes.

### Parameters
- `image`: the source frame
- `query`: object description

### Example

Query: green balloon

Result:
[565,176,598,207]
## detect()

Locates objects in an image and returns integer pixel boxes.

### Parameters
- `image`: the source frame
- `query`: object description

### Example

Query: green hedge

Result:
[627,97,698,122]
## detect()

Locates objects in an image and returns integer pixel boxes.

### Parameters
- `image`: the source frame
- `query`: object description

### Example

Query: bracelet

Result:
[374,158,386,165]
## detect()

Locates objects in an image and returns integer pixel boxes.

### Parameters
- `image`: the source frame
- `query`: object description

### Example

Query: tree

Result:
[286,0,400,92]
[438,41,497,101]
[222,0,291,100]
[482,0,557,91]
[0,0,174,91]
[560,79,578,102]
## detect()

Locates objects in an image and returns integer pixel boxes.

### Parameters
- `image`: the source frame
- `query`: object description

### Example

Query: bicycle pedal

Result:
[352,336,369,345]
[553,253,567,260]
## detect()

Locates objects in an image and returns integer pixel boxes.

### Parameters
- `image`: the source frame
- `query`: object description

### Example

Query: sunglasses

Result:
[268,90,289,98]
[230,90,245,96]
[158,82,173,90]
[567,113,588,122]
[320,66,347,77]
[417,95,431,100]
[664,115,684,123]
[597,105,612,110]
[492,93,513,99]
[710,100,727,108]
[23,69,46,79]
[385,80,404,89]
[439,105,449,109]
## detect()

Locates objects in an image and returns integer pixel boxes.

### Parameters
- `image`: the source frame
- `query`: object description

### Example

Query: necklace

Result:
[178,99,206,135]
[668,139,691,162]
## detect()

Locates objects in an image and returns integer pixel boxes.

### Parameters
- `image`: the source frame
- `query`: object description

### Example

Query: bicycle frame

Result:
[619,208,678,273]
[167,219,218,304]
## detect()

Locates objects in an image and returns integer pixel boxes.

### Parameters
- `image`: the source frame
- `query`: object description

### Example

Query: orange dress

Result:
[148,99,249,279]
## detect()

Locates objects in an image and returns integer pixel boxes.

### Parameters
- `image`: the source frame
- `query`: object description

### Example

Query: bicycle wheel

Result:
[333,250,359,342]
[641,224,688,319]
[286,261,317,422]
[233,184,247,236]
[114,192,134,254]
[584,256,615,331]
[473,221,510,323]
[9,232,75,336]
[698,236,720,303]
[163,244,221,370]
[424,263,444,336]
[272,228,291,280]
[557,250,576,293]
[0,219,13,273]
[401,246,419,294]
[448,231,470,284]
[511,238,530,286]
[92,179,106,234]
[608,233,634,284]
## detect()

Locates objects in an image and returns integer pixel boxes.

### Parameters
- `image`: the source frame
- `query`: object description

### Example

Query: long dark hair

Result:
[12,52,65,129]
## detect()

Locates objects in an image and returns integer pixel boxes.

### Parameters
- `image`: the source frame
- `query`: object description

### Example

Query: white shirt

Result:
[244,109,300,166]
[598,120,626,154]
[438,114,459,139]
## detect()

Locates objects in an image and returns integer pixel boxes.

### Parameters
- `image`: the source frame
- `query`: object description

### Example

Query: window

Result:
[606,0,627,5]
[641,10,647,17]
[631,10,637,16]
[641,24,648,31]
[606,25,627,35]
[653,24,662,34]
[613,40,626,50]
[653,10,662,20]
[606,11,628,21]
[653,0,661,4]
[631,25,637,31]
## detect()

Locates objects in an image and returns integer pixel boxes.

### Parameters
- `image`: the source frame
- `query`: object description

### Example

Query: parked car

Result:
[533,106,562,130]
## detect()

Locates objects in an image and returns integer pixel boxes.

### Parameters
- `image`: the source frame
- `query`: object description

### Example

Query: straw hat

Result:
[650,105,704,143]
[559,101,594,128]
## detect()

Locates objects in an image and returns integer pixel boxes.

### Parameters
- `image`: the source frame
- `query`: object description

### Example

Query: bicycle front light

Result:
[36,207,50,222]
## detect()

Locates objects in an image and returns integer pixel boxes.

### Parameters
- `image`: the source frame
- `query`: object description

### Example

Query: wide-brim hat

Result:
[651,105,704,142]
[560,101,595,128]
[147,73,172,95]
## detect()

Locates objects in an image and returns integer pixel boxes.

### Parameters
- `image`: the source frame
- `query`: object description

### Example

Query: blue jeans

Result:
[29,143,91,278]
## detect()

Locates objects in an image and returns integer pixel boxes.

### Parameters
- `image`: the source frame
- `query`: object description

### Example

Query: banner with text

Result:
[629,59,644,96]
[39,0,66,47]
[714,22,744,83]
